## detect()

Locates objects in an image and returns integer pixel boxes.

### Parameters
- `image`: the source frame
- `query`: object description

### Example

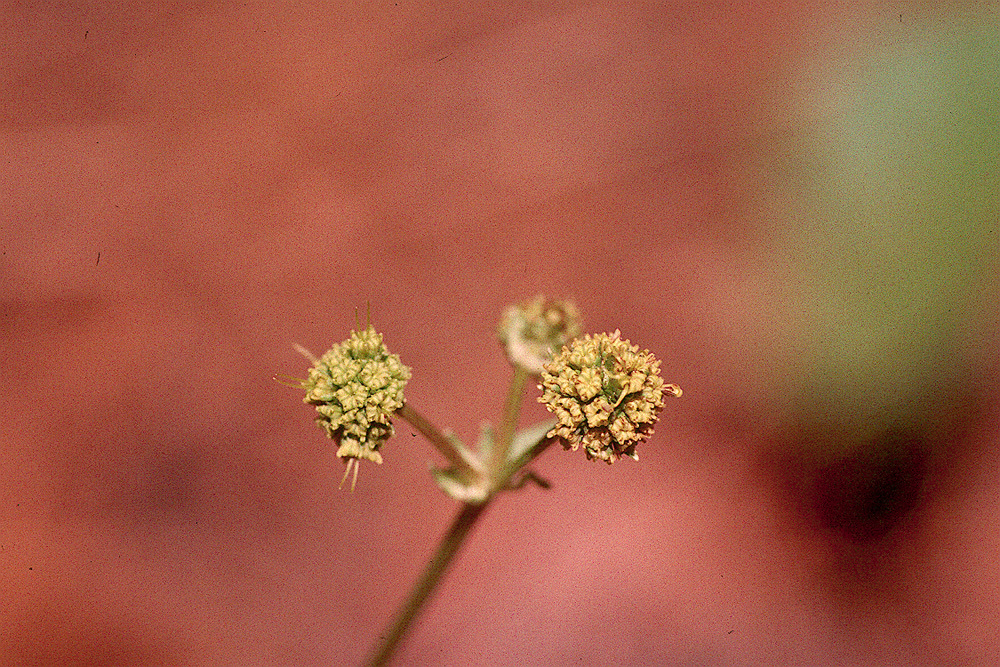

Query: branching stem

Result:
[397,403,480,474]
[365,371,551,666]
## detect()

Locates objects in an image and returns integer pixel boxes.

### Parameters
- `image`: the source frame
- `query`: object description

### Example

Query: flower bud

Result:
[498,295,583,374]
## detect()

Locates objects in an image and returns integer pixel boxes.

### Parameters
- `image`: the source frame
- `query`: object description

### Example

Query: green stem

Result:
[498,435,557,487]
[397,403,481,474]
[364,501,489,667]
[366,376,553,665]
[491,367,529,479]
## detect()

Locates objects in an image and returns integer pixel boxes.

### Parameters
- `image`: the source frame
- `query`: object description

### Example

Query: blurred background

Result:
[2,1,998,665]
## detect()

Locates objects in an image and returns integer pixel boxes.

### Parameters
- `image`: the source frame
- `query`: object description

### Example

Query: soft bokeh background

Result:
[3,1,998,665]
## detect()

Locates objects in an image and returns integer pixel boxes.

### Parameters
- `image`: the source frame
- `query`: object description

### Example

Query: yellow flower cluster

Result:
[538,331,681,463]
[302,326,411,465]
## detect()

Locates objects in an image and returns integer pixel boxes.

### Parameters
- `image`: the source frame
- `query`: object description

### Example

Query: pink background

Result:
[3,2,998,665]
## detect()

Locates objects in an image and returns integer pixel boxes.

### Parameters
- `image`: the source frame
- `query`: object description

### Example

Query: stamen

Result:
[339,459,356,490]
[293,343,319,364]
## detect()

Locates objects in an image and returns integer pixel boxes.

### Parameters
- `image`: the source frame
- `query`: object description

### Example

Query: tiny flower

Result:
[301,326,411,484]
[498,295,583,374]
[538,330,681,463]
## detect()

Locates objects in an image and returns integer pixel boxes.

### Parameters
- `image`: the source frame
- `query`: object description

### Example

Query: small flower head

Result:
[538,330,681,463]
[301,326,411,480]
[498,295,583,374]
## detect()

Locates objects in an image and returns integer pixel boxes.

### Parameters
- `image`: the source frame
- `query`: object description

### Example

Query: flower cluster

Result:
[538,331,681,463]
[497,295,583,374]
[302,326,411,466]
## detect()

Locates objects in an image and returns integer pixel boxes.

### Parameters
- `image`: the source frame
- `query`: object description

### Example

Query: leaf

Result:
[506,419,557,466]
[430,467,489,504]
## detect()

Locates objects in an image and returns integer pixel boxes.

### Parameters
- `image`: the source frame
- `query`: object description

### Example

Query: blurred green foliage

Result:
[785,18,998,460]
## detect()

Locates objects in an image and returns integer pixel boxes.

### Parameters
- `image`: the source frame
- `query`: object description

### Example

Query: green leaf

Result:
[506,419,557,466]
[430,467,489,504]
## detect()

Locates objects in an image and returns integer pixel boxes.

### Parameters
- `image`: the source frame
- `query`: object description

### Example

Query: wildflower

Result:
[301,326,411,486]
[538,331,681,463]
[498,295,583,374]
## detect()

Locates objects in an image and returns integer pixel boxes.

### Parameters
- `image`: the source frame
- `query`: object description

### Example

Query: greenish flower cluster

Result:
[497,295,583,374]
[538,331,681,463]
[302,326,411,465]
